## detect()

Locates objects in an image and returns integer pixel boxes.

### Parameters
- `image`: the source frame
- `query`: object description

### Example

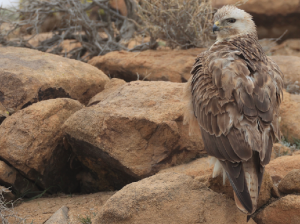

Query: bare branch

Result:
[0,0,143,61]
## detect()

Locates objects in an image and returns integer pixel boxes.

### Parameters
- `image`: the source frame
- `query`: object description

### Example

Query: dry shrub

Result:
[0,0,145,61]
[136,0,215,49]
[0,187,25,224]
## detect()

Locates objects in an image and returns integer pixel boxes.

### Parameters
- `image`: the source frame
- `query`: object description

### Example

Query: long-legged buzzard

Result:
[184,5,284,216]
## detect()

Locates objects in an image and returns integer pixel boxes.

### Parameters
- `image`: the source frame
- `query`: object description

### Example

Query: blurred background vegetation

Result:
[0,0,298,61]
[0,0,217,61]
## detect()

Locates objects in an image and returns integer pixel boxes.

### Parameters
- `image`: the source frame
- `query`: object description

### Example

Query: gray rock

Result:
[45,206,69,224]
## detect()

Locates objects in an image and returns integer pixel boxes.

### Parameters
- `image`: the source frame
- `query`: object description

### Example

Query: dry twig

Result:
[0,0,147,61]
[0,188,25,224]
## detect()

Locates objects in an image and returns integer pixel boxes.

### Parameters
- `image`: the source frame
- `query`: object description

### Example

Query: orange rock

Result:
[279,90,300,143]
[109,0,128,16]
[0,47,109,114]
[159,157,273,209]
[88,78,126,106]
[94,172,256,224]
[64,81,205,191]
[0,98,84,193]
[266,154,300,184]
[88,49,205,82]
[159,157,212,177]
[278,169,300,194]
[88,49,300,88]
[254,195,300,224]
[270,56,300,94]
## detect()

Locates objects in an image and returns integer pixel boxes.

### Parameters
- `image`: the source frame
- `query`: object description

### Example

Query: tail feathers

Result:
[210,156,261,215]
[242,158,259,214]
[231,157,259,215]
[247,215,251,222]
[234,191,248,213]
[227,173,253,214]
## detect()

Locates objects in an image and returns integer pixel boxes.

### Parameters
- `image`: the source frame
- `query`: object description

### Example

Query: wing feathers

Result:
[227,128,252,160]
[189,33,284,215]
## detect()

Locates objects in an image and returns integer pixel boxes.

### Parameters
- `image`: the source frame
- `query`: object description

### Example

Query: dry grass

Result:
[136,0,215,49]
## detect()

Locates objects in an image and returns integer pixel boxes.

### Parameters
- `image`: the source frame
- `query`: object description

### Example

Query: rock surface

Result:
[45,206,69,224]
[88,78,126,106]
[0,98,84,193]
[88,49,204,82]
[0,160,39,197]
[279,90,300,142]
[0,103,10,125]
[266,155,300,184]
[278,169,300,194]
[270,39,300,58]
[160,156,274,208]
[270,56,300,94]
[10,192,114,224]
[94,172,256,224]
[64,81,205,191]
[0,47,108,114]
[159,157,212,177]
[254,195,300,224]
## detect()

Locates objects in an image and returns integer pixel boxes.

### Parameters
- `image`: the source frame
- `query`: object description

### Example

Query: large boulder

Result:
[254,195,300,224]
[278,169,300,194]
[63,81,205,191]
[0,98,84,193]
[159,157,213,177]
[94,172,256,224]
[0,47,109,114]
[88,49,204,82]
[266,155,300,184]
[212,0,300,40]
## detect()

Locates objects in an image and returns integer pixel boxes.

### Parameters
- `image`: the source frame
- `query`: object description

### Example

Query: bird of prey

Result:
[183,5,284,216]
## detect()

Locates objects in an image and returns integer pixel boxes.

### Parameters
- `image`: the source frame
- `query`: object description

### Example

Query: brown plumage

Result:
[184,6,284,215]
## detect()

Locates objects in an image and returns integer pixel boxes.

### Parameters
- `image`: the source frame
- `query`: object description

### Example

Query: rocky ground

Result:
[1,1,300,224]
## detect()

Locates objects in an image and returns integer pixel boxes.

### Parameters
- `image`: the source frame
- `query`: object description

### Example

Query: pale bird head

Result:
[213,5,256,41]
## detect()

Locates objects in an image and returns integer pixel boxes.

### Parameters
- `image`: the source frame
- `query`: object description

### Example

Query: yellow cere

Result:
[214,21,220,26]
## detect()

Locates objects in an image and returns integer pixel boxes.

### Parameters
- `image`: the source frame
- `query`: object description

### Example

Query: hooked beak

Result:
[213,24,220,34]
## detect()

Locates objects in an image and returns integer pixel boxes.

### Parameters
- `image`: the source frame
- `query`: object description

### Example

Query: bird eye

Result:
[227,18,236,23]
